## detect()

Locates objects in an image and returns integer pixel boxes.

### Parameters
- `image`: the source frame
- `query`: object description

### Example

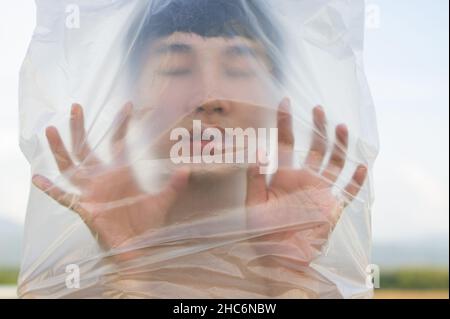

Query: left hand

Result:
[245,98,368,266]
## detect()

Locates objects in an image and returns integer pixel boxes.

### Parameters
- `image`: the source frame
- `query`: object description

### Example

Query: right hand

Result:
[32,103,190,259]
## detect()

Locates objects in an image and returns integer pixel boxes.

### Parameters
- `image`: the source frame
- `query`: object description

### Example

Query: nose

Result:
[195,100,231,116]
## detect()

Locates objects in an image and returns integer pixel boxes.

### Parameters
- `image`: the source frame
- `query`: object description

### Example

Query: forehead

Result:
[148,32,266,56]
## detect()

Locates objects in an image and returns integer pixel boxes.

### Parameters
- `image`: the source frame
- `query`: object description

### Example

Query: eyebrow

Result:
[154,43,193,55]
[224,44,260,58]
[152,42,264,59]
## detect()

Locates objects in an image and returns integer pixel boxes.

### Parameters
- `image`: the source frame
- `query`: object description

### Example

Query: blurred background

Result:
[0,0,448,298]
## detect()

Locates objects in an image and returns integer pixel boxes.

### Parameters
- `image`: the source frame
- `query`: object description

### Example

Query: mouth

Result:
[188,125,228,155]
[168,120,257,162]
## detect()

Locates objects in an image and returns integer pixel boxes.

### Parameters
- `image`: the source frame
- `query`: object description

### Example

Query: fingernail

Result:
[358,165,368,174]
[45,126,56,137]
[71,103,80,113]
[336,124,348,136]
[71,104,82,121]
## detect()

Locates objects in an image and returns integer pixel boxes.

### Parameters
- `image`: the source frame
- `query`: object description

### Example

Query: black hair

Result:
[128,0,284,81]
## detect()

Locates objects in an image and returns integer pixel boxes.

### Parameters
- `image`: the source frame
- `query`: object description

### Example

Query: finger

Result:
[111,102,133,161]
[46,126,77,175]
[32,174,80,212]
[343,165,368,203]
[158,167,191,206]
[32,174,91,225]
[277,98,294,147]
[322,124,349,183]
[245,165,268,206]
[277,98,294,167]
[304,106,327,172]
[70,103,101,165]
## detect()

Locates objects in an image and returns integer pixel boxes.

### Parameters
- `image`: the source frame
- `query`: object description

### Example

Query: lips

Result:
[188,125,227,154]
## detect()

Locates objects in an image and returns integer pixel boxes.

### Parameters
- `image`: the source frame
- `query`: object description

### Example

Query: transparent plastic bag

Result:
[18,0,378,298]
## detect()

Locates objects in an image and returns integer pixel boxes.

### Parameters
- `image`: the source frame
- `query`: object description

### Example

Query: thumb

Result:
[159,166,191,206]
[246,164,268,206]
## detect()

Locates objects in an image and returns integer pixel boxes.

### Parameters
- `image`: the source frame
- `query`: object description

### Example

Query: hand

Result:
[245,98,368,265]
[32,103,190,259]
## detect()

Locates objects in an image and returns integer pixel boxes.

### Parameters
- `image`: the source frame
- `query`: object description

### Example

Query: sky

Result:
[365,0,449,242]
[0,0,448,244]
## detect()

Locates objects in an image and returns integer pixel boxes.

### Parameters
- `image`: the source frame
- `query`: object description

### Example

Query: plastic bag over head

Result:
[18,0,379,298]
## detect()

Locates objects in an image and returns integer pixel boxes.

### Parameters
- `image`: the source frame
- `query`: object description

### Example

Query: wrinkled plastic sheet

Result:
[18,0,378,298]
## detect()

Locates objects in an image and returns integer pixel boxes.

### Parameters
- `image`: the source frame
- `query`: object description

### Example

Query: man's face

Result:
[133,32,280,166]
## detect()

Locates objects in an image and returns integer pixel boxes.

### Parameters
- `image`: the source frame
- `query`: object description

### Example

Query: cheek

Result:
[221,77,280,111]
[140,77,193,111]
[133,80,192,153]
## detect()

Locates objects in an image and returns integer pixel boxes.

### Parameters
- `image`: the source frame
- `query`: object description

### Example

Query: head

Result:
[127,0,284,173]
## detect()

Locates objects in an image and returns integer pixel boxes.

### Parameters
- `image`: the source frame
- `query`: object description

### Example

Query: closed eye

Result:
[157,68,192,76]
[224,68,256,78]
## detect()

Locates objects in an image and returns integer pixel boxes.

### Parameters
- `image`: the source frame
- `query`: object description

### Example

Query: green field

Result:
[0,268,19,285]
[379,267,449,290]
